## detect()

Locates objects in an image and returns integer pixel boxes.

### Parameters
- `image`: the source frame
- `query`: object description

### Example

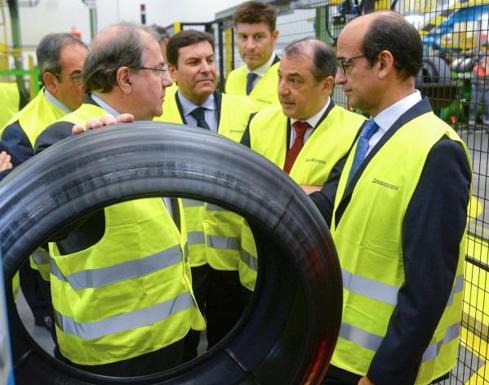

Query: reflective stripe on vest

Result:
[181,199,206,267]
[422,323,460,361]
[447,275,464,306]
[238,221,258,291]
[50,245,182,290]
[31,249,50,266]
[207,235,240,250]
[30,249,51,281]
[342,269,464,308]
[241,248,257,272]
[339,321,460,363]
[187,231,205,246]
[341,268,399,305]
[55,292,194,340]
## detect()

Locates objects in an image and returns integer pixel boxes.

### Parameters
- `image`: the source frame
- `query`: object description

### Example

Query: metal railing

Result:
[212,0,489,383]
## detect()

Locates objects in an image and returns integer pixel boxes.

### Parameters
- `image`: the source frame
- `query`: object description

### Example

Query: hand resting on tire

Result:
[72,113,134,134]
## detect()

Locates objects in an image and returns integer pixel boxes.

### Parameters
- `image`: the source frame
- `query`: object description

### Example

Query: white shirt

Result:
[367,90,422,155]
[178,92,217,132]
[289,97,331,149]
[44,89,71,114]
[90,94,180,215]
[90,94,120,117]
[247,51,277,90]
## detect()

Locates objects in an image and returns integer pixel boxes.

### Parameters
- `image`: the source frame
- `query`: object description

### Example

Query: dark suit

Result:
[313,98,471,385]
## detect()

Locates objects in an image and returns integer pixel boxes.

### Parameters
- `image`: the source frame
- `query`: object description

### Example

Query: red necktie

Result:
[284,121,310,174]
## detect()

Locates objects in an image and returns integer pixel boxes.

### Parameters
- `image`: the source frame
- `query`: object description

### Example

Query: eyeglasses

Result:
[136,64,169,78]
[55,72,83,86]
[336,54,366,74]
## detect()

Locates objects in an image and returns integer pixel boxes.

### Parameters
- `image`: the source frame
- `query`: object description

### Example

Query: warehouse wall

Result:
[1,0,245,47]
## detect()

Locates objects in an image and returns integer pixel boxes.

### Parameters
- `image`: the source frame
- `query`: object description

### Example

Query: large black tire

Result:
[0,122,342,385]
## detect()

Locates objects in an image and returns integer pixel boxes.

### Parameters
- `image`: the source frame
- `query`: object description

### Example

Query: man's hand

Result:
[0,151,12,172]
[358,376,375,385]
[301,185,322,195]
[72,113,134,135]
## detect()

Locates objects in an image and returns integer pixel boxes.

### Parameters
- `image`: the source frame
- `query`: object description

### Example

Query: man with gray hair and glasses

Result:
[1,33,87,171]
[34,22,204,376]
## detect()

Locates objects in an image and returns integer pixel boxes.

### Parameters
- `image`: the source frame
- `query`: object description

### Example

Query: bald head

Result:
[341,11,422,80]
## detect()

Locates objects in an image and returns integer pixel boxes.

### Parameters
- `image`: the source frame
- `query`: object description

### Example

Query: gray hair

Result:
[150,24,170,44]
[284,38,337,81]
[83,22,158,93]
[36,33,88,85]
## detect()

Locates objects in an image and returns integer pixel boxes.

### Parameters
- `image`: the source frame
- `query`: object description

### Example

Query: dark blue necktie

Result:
[189,107,210,130]
[246,72,258,95]
[348,119,380,184]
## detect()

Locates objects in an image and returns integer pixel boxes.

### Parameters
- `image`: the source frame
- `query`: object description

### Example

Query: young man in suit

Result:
[156,29,256,360]
[225,1,280,109]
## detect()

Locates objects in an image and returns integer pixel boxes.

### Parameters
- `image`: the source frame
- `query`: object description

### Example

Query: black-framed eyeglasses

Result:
[336,54,366,74]
[136,64,169,78]
[55,72,83,86]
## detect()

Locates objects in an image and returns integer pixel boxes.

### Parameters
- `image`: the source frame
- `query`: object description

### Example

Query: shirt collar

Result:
[178,91,216,118]
[290,97,331,129]
[90,93,121,116]
[248,51,277,78]
[44,89,71,114]
[373,90,422,133]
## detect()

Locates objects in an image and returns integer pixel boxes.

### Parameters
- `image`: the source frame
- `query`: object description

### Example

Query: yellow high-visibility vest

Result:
[330,111,471,384]
[225,62,280,110]
[240,104,365,289]
[157,91,256,271]
[2,89,66,147]
[49,103,205,365]
[0,82,20,132]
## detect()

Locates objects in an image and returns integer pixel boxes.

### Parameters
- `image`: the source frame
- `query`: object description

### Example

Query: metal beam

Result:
[6,0,28,98]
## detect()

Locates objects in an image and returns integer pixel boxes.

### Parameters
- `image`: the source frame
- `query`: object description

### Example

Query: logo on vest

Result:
[305,158,326,165]
[372,178,399,191]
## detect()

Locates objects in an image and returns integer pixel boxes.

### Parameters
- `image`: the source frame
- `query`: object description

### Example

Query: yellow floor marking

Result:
[469,196,484,219]
[461,326,488,384]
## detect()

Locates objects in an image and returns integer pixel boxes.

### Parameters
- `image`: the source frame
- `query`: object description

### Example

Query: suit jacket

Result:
[315,98,471,385]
